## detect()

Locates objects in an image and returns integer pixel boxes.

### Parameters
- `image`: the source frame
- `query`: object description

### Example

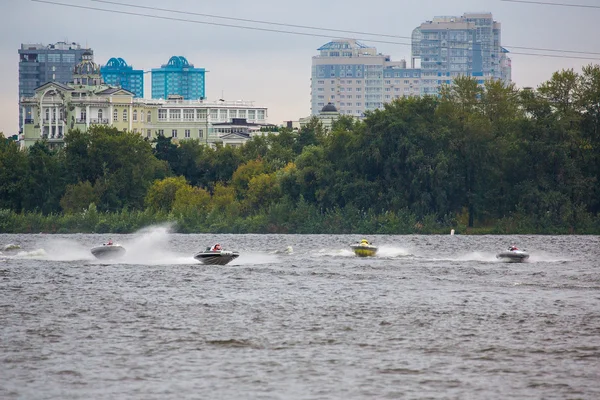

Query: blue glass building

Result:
[151,56,205,100]
[100,57,144,98]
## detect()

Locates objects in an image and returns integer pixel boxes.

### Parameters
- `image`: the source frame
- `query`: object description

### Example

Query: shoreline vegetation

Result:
[1,206,598,235]
[3,70,600,235]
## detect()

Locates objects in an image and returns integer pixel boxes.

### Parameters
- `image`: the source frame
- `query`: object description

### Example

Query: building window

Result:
[113,109,118,121]
[133,110,138,122]
[210,109,218,119]
[158,129,164,136]
[123,109,128,122]
[185,129,190,138]
[199,129,203,138]
[158,109,167,120]
[98,109,103,120]
[147,129,151,138]
[140,110,144,122]
[257,110,265,120]
[196,109,207,119]
[147,111,151,122]
[184,109,194,120]
[80,110,86,121]
[172,129,177,138]
[248,110,255,120]
[170,109,181,120]
[45,108,49,121]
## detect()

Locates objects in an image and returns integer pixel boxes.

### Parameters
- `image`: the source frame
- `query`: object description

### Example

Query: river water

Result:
[1,227,599,399]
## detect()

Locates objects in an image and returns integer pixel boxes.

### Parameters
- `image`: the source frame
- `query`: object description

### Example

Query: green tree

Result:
[0,133,28,211]
[60,181,100,214]
[22,141,66,213]
[145,176,189,212]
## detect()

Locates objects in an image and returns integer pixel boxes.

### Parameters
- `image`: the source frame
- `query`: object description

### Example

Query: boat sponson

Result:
[350,244,378,257]
[91,245,126,259]
[496,251,529,262]
[194,250,239,265]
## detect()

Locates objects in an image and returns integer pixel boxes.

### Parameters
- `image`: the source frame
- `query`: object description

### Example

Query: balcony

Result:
[90,118,109,124]
[24,118,34,124]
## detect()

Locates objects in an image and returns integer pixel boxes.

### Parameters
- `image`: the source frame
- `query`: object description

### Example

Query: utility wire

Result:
[90,0,406,39]
[501,0,600,9]
[91,0,600,56]
[31,0,600,61]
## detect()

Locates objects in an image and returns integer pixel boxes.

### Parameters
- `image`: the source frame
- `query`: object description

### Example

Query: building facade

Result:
[18,41,93,131]
[311,39,420,117]
[20,56,268,149]
[151,56,206,100]
[411,12,511,95]
[100,57,144,98]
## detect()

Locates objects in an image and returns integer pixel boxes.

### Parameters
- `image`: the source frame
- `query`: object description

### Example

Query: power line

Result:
[90,0,406,39]
[91,0,600,57]
[501,0,600,8]
[31,0,600,61]
[31,0,413,47]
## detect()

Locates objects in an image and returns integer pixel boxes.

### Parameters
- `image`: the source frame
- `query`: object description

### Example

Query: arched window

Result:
[113,109,118,122]
[98,109,103,120]
[147,111,151,122]
[123,109,128,122]
[133,110,138,122]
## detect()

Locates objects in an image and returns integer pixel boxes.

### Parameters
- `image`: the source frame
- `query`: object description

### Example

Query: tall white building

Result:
[411,12,511,95]
[311,39,420,117]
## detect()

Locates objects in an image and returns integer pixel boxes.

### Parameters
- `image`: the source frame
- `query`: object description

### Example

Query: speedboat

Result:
[496,247,529,263]
[91,243,126,260]
[194,247,240,265]
[350,240,378,257]
[2,244,21,252]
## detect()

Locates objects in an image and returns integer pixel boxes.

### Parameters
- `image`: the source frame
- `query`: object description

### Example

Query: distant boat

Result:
[194,247,240,266]
[91,243,126,260]
[496,246,529,263]
[2,243,21,252]
[350,239,378,257]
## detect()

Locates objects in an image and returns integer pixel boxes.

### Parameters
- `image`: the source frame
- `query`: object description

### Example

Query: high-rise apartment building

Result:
[411,12,511,95]
[100,57,144,98]
[18,41,92,131]
[151,56,205,100]
[311,39,420,117]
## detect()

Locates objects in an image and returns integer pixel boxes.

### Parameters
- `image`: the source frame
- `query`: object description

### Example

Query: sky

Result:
[2,0,600,135]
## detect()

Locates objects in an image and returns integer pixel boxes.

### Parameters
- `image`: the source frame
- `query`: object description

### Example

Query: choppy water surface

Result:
[1,228,600,399]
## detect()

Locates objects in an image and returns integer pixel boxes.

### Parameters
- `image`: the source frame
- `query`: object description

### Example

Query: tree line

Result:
[1,66,600,234]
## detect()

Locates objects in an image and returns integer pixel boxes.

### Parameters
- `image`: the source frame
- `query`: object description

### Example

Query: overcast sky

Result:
[2,0,600,135]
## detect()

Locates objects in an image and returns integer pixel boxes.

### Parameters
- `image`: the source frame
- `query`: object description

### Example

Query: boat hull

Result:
[194,250,239,266]
[350,244,378,257]
[496,251,529,263]
[91,245,126,260]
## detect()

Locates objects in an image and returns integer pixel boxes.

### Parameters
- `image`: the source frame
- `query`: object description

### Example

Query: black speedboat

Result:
[91,243,126,260]
[194,247,239,265]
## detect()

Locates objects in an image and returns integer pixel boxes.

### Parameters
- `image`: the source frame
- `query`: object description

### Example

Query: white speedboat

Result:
[2,244,21,252]
[496,246,529,263]
[350,239,378,257]
[91,243,126,260]
[194,247,239,265]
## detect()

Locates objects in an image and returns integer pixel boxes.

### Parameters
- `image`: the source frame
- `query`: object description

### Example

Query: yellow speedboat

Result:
[350,239,378,257]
